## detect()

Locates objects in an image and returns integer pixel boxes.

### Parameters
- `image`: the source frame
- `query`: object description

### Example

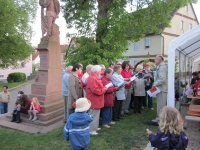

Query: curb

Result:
[8,80,35,91]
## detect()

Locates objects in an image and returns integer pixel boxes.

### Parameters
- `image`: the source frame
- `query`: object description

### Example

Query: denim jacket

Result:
[111,72,125,100]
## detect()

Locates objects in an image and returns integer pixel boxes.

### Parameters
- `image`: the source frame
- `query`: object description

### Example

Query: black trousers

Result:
[134,96,144,113]
[12,111,21,121]
[113,100,123,119]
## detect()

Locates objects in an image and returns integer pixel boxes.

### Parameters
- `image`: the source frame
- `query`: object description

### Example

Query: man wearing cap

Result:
[63,98,93,150]
[152,55,168,123]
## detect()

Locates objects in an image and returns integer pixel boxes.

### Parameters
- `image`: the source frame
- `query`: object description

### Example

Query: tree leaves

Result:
[62,0,197,68]
[0,0,37,69]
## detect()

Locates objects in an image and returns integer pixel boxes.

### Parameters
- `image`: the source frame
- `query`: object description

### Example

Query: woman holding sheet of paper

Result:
[101,69,118,128]
[133,65,146,114]
[111,65,131,121]
[121,61,133,115]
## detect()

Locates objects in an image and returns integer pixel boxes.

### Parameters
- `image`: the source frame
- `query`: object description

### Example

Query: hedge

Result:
[7,72,26,83]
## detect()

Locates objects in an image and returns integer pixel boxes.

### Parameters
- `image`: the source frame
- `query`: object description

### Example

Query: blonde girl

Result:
[28,97,41,121]
[147,106,188,150]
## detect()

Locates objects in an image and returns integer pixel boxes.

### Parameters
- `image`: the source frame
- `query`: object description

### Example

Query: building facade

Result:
[123,4,199,70]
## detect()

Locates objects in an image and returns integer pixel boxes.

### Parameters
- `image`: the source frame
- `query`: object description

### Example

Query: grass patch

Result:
[0,81,27,90]
[0,101,158,150]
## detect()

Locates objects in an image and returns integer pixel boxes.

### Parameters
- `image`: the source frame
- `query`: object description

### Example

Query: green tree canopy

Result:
[0,0,37,69]
[62,0,197,67]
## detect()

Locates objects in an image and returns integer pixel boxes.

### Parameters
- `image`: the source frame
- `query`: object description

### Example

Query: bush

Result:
[7,72,26,83]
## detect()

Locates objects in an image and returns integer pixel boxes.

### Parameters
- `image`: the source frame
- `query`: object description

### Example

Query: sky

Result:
[31,1,200,46]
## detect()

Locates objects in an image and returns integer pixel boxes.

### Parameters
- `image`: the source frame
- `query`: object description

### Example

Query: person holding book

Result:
[152,55,168,123]
[121,61,132,115]
[86,65,107,135]
[101,69,118,128]
[111,65,131,121]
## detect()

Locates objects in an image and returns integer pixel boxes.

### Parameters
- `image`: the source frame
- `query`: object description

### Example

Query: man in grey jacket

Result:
[152,55,168,123]
[62,66,72,123]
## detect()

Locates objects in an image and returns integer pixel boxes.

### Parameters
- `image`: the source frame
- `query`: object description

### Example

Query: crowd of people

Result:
[62,61,155,132]
[174,71,200,104]
[0,88,40,123]
[63,55,190,150]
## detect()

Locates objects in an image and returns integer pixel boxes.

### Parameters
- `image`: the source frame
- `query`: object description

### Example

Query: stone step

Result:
[40,100,64,113]
[6,113,63,126]
[185,115,200,122]
[0,120,40,134]
[7,107,64,121]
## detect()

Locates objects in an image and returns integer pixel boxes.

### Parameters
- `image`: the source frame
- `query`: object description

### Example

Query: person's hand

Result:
[115,87,119,91]
[147,129,153,135]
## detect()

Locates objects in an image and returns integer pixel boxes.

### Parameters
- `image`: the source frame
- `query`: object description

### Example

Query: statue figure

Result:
[39,0,60,41]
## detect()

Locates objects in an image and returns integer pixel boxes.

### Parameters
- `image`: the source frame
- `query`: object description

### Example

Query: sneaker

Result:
[32,117,37,121]
[103,124,110,128]
[109,121,115,125]
[90,131,98,135]
[151,108,154,110]
[28,116,32,121]
[97,128,101,131]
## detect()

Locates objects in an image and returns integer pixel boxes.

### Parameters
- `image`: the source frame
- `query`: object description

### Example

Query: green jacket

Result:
[153,62,168,92]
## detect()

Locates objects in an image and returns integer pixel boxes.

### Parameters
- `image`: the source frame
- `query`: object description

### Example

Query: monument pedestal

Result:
[29,37,64,126]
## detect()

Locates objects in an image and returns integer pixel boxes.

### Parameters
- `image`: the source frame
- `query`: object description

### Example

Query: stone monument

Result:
[29,0,63,126]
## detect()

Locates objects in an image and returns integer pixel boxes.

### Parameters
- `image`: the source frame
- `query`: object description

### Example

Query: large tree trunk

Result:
[96,0,113,45]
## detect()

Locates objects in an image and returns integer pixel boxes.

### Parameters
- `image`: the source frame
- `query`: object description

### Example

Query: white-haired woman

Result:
[82,64,93,97]
[86,65,107,135]
[133,65,146,114]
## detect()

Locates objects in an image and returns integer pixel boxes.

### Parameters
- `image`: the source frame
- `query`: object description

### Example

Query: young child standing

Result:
[28,97,41,121]
[147,106,188,150]
[63,98,93,150]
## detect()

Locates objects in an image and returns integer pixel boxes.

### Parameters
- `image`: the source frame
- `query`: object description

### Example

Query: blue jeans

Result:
[0,102,8,114]
[102,107,112,125]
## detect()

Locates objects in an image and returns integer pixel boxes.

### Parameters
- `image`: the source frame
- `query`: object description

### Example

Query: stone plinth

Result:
[29,35,63,126]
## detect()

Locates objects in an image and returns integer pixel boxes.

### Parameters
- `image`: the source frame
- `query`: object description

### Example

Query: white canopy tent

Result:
[167,25,200,107]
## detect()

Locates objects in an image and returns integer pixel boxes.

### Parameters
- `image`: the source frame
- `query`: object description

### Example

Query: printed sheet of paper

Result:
[105,83,114,88]
[143,73,152,79]
[147,87,161,97]
[130,76,136,81]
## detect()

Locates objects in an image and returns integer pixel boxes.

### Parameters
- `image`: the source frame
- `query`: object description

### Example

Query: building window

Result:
[0,75,4,78]
[134,42,139,51]
[180,21,184,30]
[190,23,192,29]
[144,37,150,48]
[185,6,188,12]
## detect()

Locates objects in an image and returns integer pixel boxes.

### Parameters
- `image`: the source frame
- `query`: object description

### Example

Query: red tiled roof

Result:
[60,44,69,53]
[32,51,39,60]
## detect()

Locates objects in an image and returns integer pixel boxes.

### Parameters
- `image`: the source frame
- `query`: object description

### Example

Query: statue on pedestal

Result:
[39,0,60,42]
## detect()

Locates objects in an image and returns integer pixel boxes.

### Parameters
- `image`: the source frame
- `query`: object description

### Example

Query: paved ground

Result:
[0,81,64,134]
[8,81,33,113]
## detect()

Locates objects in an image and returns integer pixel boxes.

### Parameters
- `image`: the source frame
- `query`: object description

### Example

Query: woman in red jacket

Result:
[86,65,107,135]
[101,69,118,128]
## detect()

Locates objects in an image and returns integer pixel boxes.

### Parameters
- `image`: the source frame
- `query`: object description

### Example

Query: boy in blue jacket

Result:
[64,98,93,150]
